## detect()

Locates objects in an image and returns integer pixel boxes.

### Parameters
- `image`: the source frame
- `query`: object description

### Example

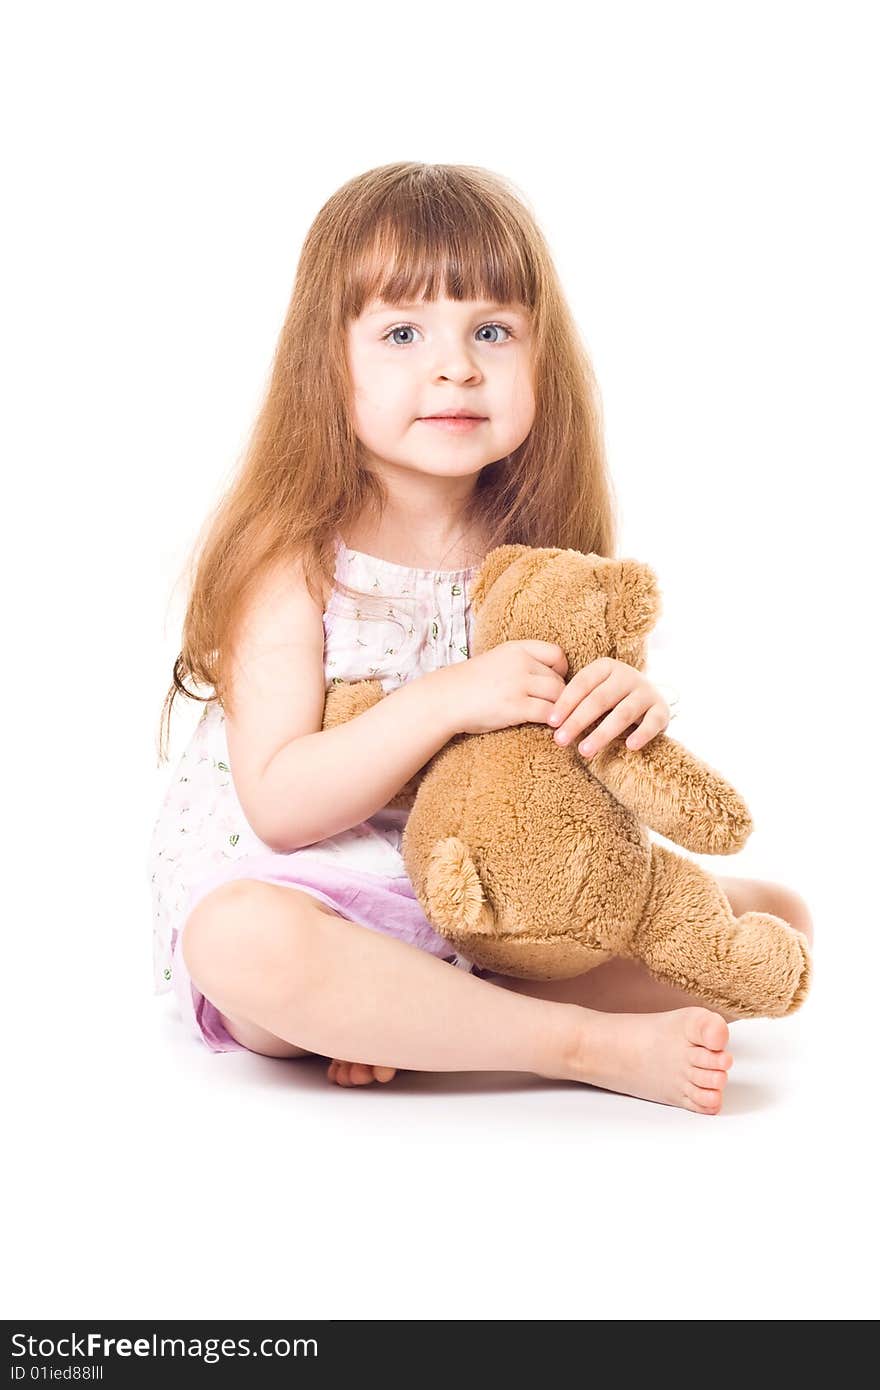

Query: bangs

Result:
[339,198,540,322]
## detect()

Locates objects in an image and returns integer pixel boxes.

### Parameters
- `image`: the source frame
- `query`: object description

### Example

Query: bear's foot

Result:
[632,843,813,1019]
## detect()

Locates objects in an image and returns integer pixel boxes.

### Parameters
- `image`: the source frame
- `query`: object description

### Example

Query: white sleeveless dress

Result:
[147,536,482,1051]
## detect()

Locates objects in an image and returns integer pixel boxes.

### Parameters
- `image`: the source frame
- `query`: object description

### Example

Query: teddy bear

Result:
[321,544,812,1020]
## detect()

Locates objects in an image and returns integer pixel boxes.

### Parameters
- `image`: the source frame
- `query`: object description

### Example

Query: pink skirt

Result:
[170,851,486,1053]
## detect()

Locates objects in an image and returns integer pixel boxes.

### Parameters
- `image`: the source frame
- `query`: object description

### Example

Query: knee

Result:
[769,883,815,947]
[181,880,318,1009]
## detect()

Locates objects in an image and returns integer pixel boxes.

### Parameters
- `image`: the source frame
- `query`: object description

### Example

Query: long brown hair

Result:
[156,161,619,763]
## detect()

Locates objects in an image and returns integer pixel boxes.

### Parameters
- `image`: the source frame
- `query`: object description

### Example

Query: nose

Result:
[435,356,482,384]
[430,336,483,384]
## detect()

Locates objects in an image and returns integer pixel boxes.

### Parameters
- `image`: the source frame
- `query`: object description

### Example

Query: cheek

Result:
[501,371,536,435]
[350,375,413,439]
[348,343,394,399]
[350,361,392,411]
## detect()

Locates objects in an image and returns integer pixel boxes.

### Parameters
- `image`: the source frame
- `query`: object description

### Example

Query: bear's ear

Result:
[470,544,532,612]
[605,559,661,647]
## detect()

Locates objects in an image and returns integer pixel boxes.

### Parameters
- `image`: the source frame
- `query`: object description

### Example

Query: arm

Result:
[252,671,460,853]
[587,733,753,855]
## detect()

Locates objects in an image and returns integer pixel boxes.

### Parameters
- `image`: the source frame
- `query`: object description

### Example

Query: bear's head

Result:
[468,545,661,674]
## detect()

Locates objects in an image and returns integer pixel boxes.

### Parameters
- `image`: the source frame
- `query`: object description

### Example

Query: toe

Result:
[349,1063,375,1084]
[687,1008,729,1053]
[689,1066,729,1089]
[685,1081,723,1114]
[691,1046,734,1071]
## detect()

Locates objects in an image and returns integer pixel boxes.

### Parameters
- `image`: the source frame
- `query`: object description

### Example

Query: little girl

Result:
[149,161,813,1115]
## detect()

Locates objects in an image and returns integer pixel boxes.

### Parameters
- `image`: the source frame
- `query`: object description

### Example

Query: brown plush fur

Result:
[322,545,812,1019]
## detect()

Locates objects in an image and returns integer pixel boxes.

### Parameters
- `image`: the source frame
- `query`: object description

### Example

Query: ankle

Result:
[535,1002,595,1081]
[553,1003,630,1085]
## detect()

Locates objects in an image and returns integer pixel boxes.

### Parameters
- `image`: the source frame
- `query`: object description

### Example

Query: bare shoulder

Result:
[235,551,333,638]
[223,552,331,839]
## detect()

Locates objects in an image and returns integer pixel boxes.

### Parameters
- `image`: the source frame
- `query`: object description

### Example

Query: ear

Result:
[470,544,532,612]
[605,559,661,646]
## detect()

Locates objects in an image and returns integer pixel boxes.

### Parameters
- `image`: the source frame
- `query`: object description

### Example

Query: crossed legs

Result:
[178,873,813,1114]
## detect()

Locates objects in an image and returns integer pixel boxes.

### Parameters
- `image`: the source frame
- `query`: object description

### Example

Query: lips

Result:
[418,416,486,431]
[419,408,486,419]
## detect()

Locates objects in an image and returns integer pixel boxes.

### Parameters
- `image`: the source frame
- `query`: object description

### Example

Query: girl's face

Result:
[346,295,535,479]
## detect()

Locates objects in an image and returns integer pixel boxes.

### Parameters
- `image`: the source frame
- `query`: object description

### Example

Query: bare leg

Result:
[182,881,734,1114]
[484,876,815,1023]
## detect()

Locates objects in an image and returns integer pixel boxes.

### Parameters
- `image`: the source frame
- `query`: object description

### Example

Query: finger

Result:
[547,664,618,734]
[530,670,568,704]
[578,693,652,758]
[373,1066,397,1083]
[623,703,671,751]
[523,640,569,677]
[544,661,608,725]
[553,679,643,747]
[348,1063,376,1084]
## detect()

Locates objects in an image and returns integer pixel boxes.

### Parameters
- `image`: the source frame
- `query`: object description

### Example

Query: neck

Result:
[345,470,487,569]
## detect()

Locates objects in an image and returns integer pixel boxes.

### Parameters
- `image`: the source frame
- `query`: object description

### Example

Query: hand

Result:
[546,658,672,758]
[327,1059,398,1086]
[436,640,569,736]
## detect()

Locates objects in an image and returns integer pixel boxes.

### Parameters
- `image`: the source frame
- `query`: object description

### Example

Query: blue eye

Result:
[381,322,514,346]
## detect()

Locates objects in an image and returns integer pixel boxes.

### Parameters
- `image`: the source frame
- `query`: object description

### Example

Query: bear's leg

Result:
[478,877,815,1023]
[629,844,812,1018]
[711,875,814,947]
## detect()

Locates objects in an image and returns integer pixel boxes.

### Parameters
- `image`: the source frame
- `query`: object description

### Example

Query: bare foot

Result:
[563,1006,734,1114]
[327,1058,398,1087]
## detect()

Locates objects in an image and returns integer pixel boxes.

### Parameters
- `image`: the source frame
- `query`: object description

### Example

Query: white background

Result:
[4,0,878,1321]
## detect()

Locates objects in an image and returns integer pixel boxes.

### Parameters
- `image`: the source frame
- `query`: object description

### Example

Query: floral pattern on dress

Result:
[148,537,478,995]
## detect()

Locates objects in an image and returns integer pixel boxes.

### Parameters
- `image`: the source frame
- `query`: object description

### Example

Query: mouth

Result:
[418,414,487,431]
[418,407,487,420]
